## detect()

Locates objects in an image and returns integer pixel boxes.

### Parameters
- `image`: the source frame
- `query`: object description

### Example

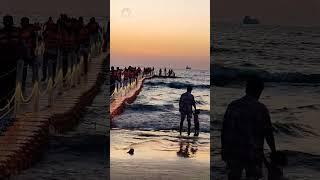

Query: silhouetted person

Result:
[20,17,37,89]
[0,15,22,107]
[179,86,196,136]
[42,18,59,82]
[78,17,90,75]
[110,66,115,94]
[221,77,276,180]
[159,68,162,76]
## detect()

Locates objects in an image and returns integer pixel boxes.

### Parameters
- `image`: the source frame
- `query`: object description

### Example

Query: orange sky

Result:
[111,0,210,70]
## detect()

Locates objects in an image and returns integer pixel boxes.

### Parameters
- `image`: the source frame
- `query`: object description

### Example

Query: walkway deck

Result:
[0,52,108,178]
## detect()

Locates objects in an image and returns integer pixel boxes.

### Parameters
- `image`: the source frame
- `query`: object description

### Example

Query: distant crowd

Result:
[0,14,109,107]
[110,66,154,94]
[158,68,175,77]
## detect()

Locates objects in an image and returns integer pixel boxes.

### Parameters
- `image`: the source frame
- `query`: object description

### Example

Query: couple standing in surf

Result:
[179,85,200,136]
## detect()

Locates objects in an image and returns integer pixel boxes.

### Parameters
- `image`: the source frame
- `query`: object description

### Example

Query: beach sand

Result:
[111,129,210,180]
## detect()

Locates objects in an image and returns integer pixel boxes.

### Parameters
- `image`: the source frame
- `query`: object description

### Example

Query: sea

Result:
[211,22,320,180]
[112,69,210,132]
[110,69,211,179]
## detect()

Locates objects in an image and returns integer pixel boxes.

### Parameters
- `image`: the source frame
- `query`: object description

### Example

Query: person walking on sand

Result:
[179,85,196,136]
[221,77,276,180]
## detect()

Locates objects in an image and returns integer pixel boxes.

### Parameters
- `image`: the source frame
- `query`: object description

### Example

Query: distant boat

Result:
[243,16,260,24]
[186,66,191,70]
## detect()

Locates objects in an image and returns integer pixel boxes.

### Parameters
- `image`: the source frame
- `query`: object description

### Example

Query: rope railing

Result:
[0,31,104,120]
[110,72,153,102]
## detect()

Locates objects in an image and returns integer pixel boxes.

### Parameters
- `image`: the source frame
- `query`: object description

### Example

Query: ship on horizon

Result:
[243,16,260,24]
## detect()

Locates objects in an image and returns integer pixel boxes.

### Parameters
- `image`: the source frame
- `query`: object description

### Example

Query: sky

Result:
[212,0,320,26]
[111,0,210,70]
[0,0,109,17]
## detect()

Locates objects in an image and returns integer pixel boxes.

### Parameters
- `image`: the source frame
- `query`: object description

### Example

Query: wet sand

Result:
[111,129,210,180]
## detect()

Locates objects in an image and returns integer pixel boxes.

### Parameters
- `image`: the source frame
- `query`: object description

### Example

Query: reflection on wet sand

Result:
[111,130,210,179]
[177,137,199,158]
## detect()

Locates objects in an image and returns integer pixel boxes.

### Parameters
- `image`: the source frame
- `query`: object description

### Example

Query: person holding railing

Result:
[20,17,37,90]
[116,67,122,89]
[102,20,110,52]
[110,66,116,94]
[87,17,101,48]
[60,17,76,77]
[0,15,23,107]
[78,17,90,75]
[42,17,60,82]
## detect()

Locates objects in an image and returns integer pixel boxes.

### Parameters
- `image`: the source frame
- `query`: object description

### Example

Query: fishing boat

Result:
[186,66,191,70]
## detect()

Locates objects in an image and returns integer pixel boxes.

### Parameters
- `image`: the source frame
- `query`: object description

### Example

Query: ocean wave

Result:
[113,126,211,133]
[212,65,320,84]
[274,150,320,171]
[127,104,175,112]
[144,81,210,89]
[211,119,318,137]
[272,122,318,137]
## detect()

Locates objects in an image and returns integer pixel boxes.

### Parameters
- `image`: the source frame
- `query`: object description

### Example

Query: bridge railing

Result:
[110,72,154,102]
[0,31,105,123]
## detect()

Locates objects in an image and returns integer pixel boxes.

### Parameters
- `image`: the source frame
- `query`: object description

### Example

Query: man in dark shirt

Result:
[20,17,37,89]
[179,86,197,136]
[221,77,276,180]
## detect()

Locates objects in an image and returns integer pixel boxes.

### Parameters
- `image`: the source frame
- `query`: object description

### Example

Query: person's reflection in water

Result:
[177,141,190,158]
[177,138,199,158]
[191,138,198,155]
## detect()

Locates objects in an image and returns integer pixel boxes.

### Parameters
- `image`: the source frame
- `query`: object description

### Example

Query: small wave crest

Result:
[211,118,318,137]
[144,81,210,89]
[273,122,318,137]
[278,150,320,171]
[127,104,175,112]
[212,65,320,84]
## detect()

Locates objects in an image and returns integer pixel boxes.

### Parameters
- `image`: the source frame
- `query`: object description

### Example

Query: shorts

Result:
[180,112,192,122]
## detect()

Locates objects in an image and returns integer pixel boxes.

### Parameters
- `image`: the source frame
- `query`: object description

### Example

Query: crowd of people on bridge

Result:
[110,66,155,95]
[0,14,109,107]
[158,68,175,77]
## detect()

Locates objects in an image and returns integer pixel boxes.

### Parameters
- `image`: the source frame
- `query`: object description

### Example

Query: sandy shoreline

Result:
[111,129,210,180]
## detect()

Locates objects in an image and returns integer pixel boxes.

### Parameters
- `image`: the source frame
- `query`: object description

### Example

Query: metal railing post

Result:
[48,59,54,106]
[14,59,24,115]
[32,62,40,112]
[57,49,63,94]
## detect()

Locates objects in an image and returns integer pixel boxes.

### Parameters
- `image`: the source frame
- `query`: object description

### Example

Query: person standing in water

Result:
[221,77,276,180]
[179,86,197,136]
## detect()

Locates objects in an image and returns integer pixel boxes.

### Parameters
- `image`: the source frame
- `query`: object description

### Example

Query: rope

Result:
[32,82,40,112]
[14,83,22,114]
[6,44,102,117]
[47,78,54,106]
[0,94,15,111]
[20,82,38,103]
[0,67,17,80]
[0,107,14,120]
